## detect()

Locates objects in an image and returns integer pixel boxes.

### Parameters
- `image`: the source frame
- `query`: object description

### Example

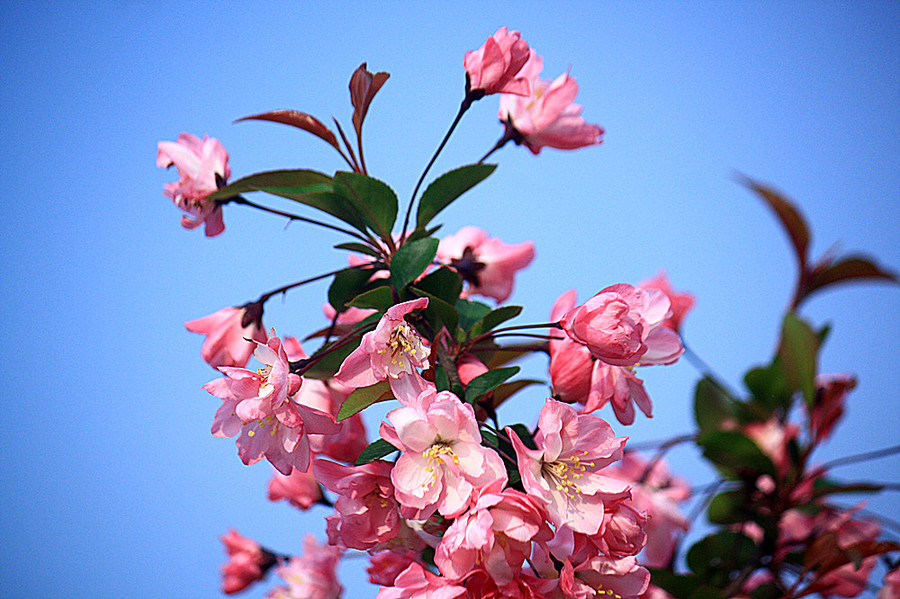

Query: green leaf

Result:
[687,531,757,584]
[207,169,332,200]
[464,366,520,405]
[334,242,382,258]
[777,312,819,406]
[693,376,735,433]
[348,285,394,311]
[333,171,398,238]
[302,339,359,380]
[413,266,463,305]
[507,423,537,450]
[390,237,439,291]
[707,490,751,525]
[412,289,459,333]
[456,299,492,332]
[647,570,724,599]
[329,268,377,313]
[338,380,392,421]
[416,163,498,229]
[470,305,523,338]
[744,364,791,412]
[699,430,777,478]
[355,438,398,465]
[491,379,543,410]
[255,187,370,233]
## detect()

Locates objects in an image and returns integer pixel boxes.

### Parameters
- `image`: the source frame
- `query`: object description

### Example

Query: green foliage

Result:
[686,531,757,587]
[469,305,523,338]
[348,285,394,311]
[647,570,725,599]
[698,430,777,479]
[337,380,392,421]
[390,237,439,291]
[456,299,492,332]
[693,376,735,434]
[333,171,399,239]
[416,164,497,229]
[329,267,378,313]
[413,267,463,305]
[355,438,398,465]
[207,168,332,200]
[776,312,819,406]
[463,366,520,405]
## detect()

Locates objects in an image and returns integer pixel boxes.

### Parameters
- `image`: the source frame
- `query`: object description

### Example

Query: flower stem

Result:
[226,196,373,244]
[821,444,900,470]
[258,264,376,304]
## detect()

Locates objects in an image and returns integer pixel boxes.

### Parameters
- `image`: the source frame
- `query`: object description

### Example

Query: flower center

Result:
[541,453,593,498]
[421,439,459,487]
[383,322,428,374]
[594,584,623,599]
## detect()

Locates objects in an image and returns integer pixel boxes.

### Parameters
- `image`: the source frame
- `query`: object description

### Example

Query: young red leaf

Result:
[739,174,810,270]
[237,110,341,151]
[800,255,898,304]
[349,63,389,137]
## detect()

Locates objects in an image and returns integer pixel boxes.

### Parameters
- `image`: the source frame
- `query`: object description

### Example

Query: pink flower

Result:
[266,535,342,599]
[560,555,650,599]
[381,388,507,519]
[156,132,230,236]
[507,400,630,534]
[878,566,900,599]
[185,303,266,369]
[220,529,275,594]
[637,272,695,333]
[437,226,535,303]
[559,284,683,367]
[314,459,401,550]
[499,54,603,154]
[376,562,467,599]
[367,550,421,587]
[464,27,533,97]
[205,333,340,474]
[334,298,431,401]
[268,466,323,510]
[434,479,552,585]
[603,452,690,568]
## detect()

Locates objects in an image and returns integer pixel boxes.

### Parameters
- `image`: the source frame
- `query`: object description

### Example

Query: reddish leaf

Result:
[237,110,340,150]
[801,540,900,597]
[801,255,898,303]
[739,174,811,270]
[349,63,390,136]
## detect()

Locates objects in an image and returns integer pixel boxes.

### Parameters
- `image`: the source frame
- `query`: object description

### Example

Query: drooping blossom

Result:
[603,452,690,568]
[499,53,603,154]
[156,132,230,236]
[559,555,650,599]
[376,562,467,599]
[185,302,266,369]
[637,272,695,333]
[268,466,323,510]
[559,284,683,367]
[464,27,534,97]
[808,373,856,444]
[265,535,342,599]
[507,399,630,534]
[314,459,401,550]
[205,333,340,474]
[220,529,276,594]
[381,387,507,520]
[434,478,552,585]
[437,226,535,303]
[366,550,421,587]
[334,297,431,401]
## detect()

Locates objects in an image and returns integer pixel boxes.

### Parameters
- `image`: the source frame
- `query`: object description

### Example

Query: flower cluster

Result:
[159,25,898,599]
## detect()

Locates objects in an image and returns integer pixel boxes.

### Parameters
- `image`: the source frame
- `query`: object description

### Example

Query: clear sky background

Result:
[1,2,898,598]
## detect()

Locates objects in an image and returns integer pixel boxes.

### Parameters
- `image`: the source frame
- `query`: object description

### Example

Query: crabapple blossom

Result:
[499,53,603,154]
[437,226,535,303]
[376,562,466,599]
[507,399,630,534]
[313,459,401,550]
[268,466,323,510]
[334,297,431,401]
[366,550,421,587]
[559,555,650,599]
[559,284,683,367]
[220,529,276,594]
[878,567,900,599]
[380,387,506,520]
[156,132,230,236]
[205,333,340,474]
[464,27,533,97]
[185,302,266,369]
[637,272,695,333]
[266,535,342,599]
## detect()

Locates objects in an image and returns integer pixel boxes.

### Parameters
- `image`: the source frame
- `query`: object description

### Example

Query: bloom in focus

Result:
[437,226,535,303]
[185,302,266,369]
[499,53,603,154]
[156,132,230,236]
[464,27,534,96]
[637,272,695,333]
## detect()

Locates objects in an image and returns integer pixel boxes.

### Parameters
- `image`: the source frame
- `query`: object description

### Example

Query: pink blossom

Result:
[437,226,535,303]
[507,399,630,534]
[499,54,603,154]
[185,303,266,369]
[560,555,650,599]
[156,132,230,236]
[637,272,695,333]
[313,459,401,550]
[460,568,558,598]
[603,452,690,568]
[334,298,431,401]
[878,566,900,599]
[464,27,533,97]
[559,284,683,367]
[268,466,323,510]
[367,550,421,587]
[205,333,340,474]
[266,535,342,599]
[220,529,275,594]
[434,479,552,585]
[376,562,467,599]
[743,418,799,480]
[381,388,507,519]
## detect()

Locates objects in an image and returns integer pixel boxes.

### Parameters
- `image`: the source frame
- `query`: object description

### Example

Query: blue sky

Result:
[1,2,898,597]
